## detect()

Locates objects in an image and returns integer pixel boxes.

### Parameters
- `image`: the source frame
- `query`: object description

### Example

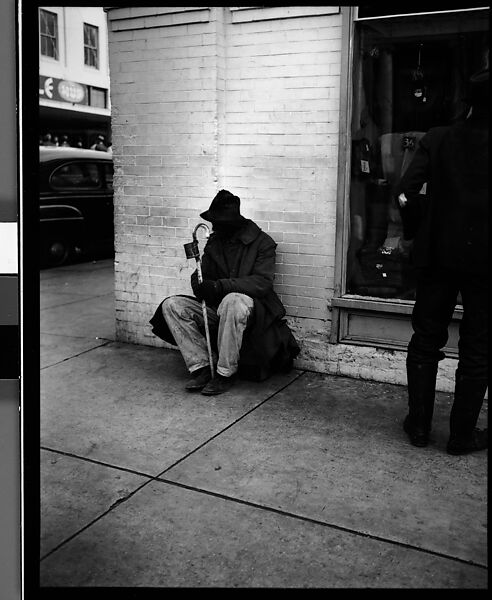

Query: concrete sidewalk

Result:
[40,259,487,588]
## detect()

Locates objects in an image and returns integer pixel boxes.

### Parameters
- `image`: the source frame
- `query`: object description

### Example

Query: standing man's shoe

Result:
[447,372,488,455]
[403,361,438,448]
[447,428,488,455]
[201,373,235,395]
[403,415,430,447]
[185,366,213,391]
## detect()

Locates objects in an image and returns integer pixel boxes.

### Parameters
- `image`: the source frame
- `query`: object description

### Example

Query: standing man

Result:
[150,190,300,395]
[397,64,488,455]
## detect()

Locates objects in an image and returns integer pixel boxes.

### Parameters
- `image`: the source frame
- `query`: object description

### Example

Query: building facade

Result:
[105,6,489,392]
[39,6,111,147]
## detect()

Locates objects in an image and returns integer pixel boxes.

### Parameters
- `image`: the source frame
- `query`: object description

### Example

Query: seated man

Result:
[150,189,300,395]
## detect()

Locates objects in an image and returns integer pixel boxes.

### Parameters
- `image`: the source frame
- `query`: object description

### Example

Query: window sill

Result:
[332,295,463,320]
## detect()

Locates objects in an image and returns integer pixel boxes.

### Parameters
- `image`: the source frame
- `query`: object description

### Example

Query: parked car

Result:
[39,147,114,267]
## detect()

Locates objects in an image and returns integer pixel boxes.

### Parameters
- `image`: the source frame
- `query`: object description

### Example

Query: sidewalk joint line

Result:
[40,478,153,562]
[40,292,113,311]
[39,446,487,571]
[151,476,489,571]
[40,332,115,339]
[40,341,113,370]
[40,375,307,560]
[153,370,307,477]
[39,367,487,573]
[40,446,156,480]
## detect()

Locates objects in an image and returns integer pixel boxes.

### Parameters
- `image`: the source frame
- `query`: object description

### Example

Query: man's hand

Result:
[199,280,220,304]
[191,271,221,304]
[398,193,408,208]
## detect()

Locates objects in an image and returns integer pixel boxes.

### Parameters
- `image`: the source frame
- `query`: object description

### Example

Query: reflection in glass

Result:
[346,12,488,301]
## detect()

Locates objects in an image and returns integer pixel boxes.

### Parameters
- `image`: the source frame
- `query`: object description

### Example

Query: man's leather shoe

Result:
[201,373,235,396]
[185,366,212,391]
[447,428,488,455]
[403,414,430,447]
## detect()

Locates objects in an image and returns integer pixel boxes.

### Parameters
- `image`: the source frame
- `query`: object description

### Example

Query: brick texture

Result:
[107,7,342,352]
[106,7,458,392]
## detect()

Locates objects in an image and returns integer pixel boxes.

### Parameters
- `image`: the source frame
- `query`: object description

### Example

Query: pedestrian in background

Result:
[91,134,107,151]
[60,134,70,147]
[41,133,55,146]
[397,61,489,455]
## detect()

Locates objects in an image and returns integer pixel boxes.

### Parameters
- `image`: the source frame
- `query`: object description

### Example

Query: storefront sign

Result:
[39,75,87,105]
[57,80,85,103]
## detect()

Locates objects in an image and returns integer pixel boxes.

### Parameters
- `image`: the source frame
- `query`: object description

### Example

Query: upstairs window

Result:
[40,9,58,60]
[84,23,99,69]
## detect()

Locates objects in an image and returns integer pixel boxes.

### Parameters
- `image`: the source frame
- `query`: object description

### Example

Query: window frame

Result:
[83,22,99,69]
[39,9,59,60]
[329,6,488,353]
[49,161,103,192]
[102,162,114,191]
[89,86,107,109]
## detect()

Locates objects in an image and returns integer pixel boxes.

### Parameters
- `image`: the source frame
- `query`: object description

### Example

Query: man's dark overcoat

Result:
[396,114,488,274]
[150,219,300,380]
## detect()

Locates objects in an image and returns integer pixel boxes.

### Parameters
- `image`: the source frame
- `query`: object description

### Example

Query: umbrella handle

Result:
[195,259,215,379]
[184,223,214,379]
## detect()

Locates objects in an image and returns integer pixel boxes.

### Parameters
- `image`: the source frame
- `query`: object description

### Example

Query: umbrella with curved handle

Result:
[184,223,215,379]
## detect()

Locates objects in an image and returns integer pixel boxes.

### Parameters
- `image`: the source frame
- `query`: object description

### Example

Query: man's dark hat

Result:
[200,189,245,224]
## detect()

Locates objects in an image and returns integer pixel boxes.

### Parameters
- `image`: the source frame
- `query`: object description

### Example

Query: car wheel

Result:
[45,240,71,267]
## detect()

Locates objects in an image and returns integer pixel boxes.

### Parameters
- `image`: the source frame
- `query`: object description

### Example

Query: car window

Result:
[103,162,113,191]
[50,162,101,189]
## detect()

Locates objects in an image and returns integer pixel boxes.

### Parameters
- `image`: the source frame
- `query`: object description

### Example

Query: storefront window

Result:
[346,10,488,300]
[50,163,101,189]
[89,87,107,109]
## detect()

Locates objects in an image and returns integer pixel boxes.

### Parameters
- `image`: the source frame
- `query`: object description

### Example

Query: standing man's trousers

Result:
[161,293,254,377]
[408,268,488,380]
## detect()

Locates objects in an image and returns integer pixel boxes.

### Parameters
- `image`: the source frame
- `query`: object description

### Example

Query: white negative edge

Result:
[18,1,24,598]
[0,223,18,273]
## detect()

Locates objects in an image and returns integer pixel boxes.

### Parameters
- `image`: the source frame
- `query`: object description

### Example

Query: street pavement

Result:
[39,259,488,588]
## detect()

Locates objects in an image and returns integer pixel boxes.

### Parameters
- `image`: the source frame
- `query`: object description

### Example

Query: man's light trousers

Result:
[161,293,254,377]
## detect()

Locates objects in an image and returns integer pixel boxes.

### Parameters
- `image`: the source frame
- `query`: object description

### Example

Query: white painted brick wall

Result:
[107,7,459,392]
[107,7,342,352]
[220,10,342,342]
[108,9,224,349]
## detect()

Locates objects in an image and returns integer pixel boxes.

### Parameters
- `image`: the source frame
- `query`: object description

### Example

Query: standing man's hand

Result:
[398,193,408,208]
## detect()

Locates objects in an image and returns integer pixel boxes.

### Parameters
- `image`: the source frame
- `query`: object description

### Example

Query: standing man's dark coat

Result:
[397,107,488,274]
